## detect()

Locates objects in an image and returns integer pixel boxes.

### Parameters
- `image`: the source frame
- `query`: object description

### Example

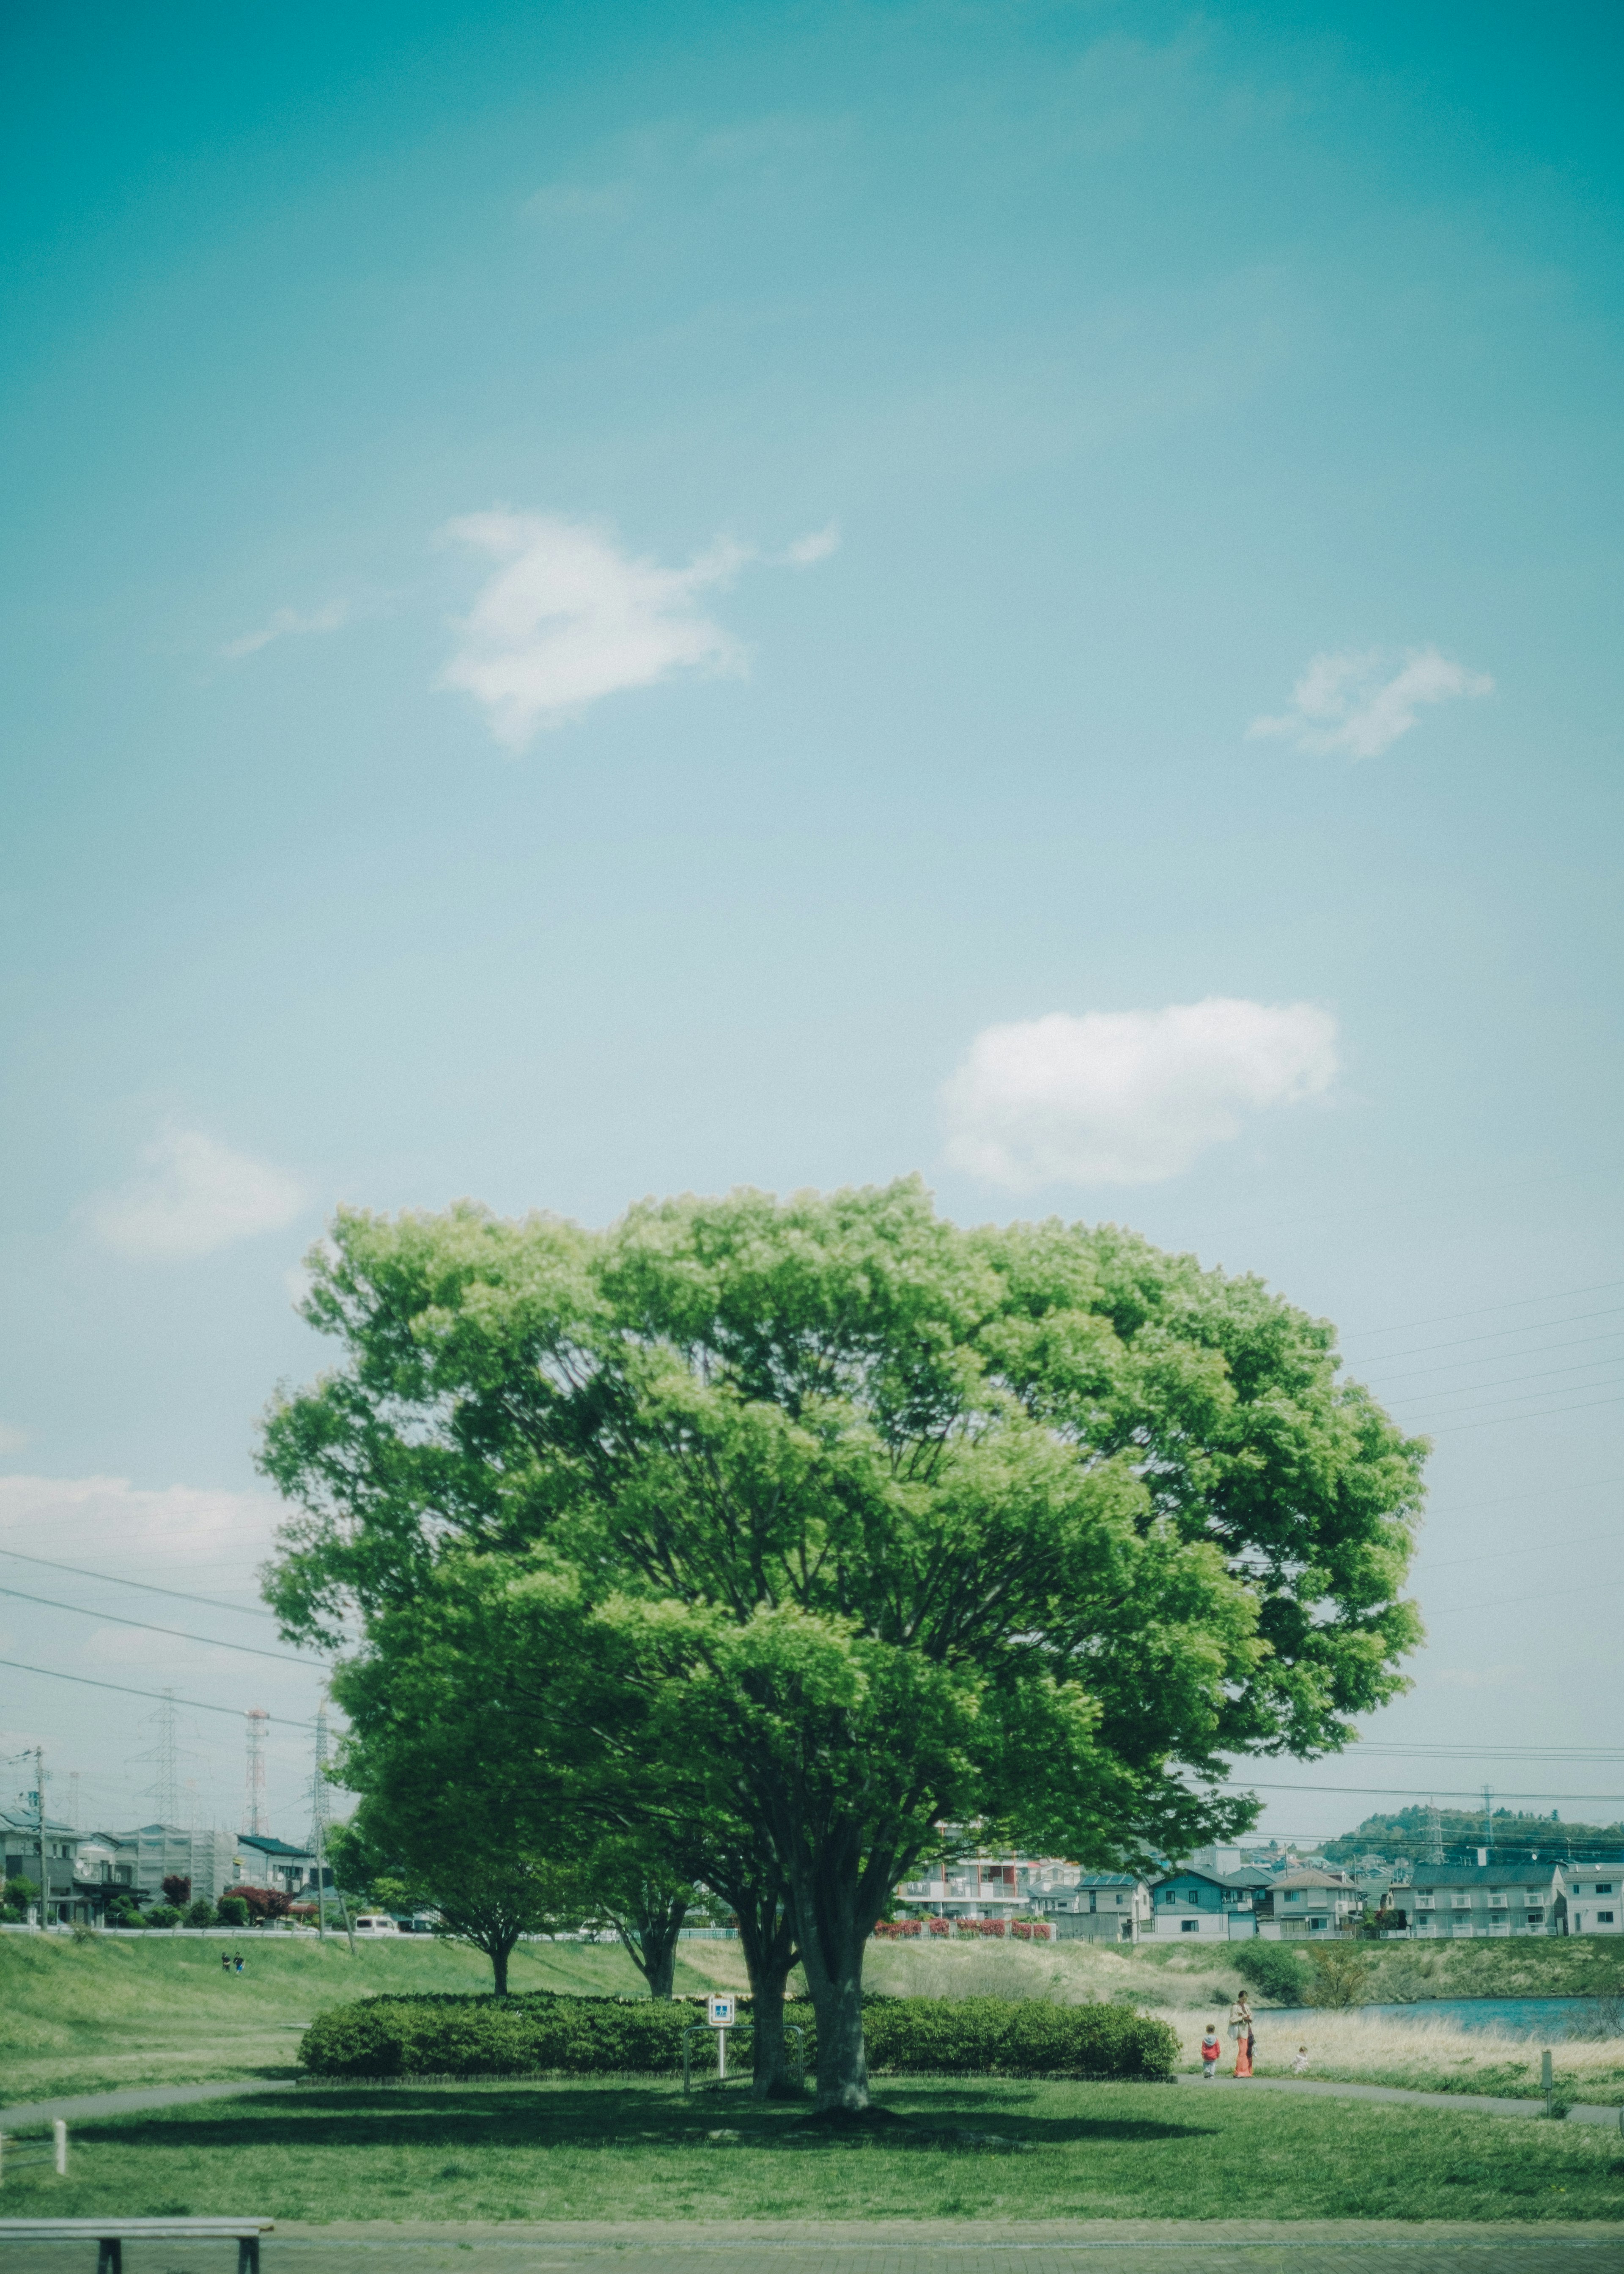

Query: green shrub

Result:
[185,1899,217,1928]
[298,1991,1177,2083]
[145,1905,183,1928]
[1233,1943,1309,2004]
[216,1897,250,1928]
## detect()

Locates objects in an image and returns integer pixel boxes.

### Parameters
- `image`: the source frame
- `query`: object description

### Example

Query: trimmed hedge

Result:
[298,1991,1175,2083]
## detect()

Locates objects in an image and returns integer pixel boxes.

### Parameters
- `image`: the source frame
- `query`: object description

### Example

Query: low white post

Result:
[54,2121,67,2175]
[717,2027,727,2082]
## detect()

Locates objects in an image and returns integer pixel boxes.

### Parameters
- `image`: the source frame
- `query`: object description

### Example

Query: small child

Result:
[1291,2045,1309,2075]
[1200,2024,1221,2079]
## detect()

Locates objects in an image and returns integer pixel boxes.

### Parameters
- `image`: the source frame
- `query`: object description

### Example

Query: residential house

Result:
[1033,1873,1153,1943]
[1387,1860,1571,1938]
[1148,1865,1261,1940]
[1,1807,101,1923]
[1563,1867,1623,1936]
[230,1832,325,1900]
[1254,1867,1365,1939]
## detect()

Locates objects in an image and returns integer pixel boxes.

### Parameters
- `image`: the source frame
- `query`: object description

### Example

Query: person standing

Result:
[1230,1992,1254,2078]
[1200,2024,1222,2079]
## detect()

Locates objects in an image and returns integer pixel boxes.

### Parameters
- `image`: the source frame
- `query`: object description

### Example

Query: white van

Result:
[352,1913,401,1936]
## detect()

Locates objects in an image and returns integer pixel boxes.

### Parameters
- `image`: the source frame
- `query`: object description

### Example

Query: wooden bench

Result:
[0,2218,273,2273]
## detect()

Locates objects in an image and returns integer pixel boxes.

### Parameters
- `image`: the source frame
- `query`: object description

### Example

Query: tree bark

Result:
[612,1886,689,1998]
[489,1935,513,1996]
[729,1881,799,2099]
[785,1833,890,2112]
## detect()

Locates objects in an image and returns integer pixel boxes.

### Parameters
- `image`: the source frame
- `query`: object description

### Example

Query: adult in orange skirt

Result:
[1229,1992,1254,2076]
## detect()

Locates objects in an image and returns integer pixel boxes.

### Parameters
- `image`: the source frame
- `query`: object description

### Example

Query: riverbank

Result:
[1155,2003,1624,2104]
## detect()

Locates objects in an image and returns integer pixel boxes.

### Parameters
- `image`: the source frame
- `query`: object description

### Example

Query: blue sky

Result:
[2,0,1621,1843]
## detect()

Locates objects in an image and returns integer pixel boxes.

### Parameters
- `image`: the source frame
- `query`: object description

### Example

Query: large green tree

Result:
[263,1179,1424,2111]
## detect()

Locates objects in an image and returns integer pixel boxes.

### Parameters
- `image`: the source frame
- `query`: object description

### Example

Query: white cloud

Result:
[222,600,351,661]
[438,510,836,746]
[0,1473,280,1598]
[783,522,841,566]
[941,997,1339,1189]
[87,1126,305,1262]
[438,513,750,746]
[0,1423,27,1454]
[1249,645,1493,759]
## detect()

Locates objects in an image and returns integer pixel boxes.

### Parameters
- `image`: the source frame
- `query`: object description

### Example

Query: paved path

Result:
[1174,2074,1624,2128]
[5,2222,1624,2274]
[11,2074,1620,2136]
[0,2080,299,2129]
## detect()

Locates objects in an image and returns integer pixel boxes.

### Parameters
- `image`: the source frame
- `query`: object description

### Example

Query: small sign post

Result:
[707,1993,736,2080]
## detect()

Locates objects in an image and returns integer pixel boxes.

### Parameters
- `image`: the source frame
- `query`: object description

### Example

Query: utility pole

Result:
[36,1746,47,1927]
[311,1701,329,1944]
[1482,1786,1492,1859]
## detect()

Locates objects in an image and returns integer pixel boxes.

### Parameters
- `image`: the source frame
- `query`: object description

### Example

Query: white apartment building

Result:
[1390,1861,1567,1936]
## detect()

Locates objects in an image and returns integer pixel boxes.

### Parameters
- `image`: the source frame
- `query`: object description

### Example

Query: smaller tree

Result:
[185,1898,216,1928]
[420,1851,579,1994]
[3,1874,41,1917]
[223,1884,292,1923]
[581,1835,694,2000]
[1305,1943,1372,2009]
[161,1874,192,1908]
[216,1896,250,1928]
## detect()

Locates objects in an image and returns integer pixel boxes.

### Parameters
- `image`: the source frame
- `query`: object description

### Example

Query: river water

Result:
[1271,1995,1620,2038]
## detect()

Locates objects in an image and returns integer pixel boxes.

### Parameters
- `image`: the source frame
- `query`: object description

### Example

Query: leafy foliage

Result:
[1232,1942,1310,2003]
[297,1989,1176,2082]
[263,1180,1424,2105]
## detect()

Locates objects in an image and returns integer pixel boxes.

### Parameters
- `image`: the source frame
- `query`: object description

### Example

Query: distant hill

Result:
[1321,1804,1624,1867]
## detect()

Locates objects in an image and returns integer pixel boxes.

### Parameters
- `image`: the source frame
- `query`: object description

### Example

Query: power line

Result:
[1347,1276,1624,1342]
[0,1656,318,1727]
[0,1546,283,1622]
[1390,1354,1624,1409]
[1374,1322,1624,1386]
[1233,1779,1624,1803]
[0,1585,318,1665]
[1429,1392,1624,1436]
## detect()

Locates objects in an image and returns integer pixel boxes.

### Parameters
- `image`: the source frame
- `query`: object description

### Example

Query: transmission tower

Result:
[243,1707,269,1836]
[1424,1801,1444,1865]
[133,1689,181,1823]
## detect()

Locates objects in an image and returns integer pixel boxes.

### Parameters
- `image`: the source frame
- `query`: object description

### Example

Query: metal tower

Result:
[243,1707,269,1836]
[1424,1801,1444,1865]
[134,1689,181,1823]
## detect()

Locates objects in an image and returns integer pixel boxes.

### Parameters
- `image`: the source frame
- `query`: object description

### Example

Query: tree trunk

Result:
[489,1936,513,1995]
[732,1886,799,2099]
[614,1887,689,1999]
[786,1840,884,2112]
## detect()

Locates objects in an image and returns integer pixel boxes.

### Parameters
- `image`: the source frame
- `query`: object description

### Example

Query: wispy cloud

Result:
[222,600,352,661]
[524,179,635,223]
[1249,645,1493,759]
[783,522,840,566]
[942,997,1338,1189]
[87,1125,305,1262]
[0,1423,27,1454]
[438,511,838,747]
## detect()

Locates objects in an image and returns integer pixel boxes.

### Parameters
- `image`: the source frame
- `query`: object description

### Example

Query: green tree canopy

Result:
[263,1178,1424,2109]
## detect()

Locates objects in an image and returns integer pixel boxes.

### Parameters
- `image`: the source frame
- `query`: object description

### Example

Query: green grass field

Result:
[5,1927,1621,2112]
[0,1933,710,2104]
[3,2078,1624,2224]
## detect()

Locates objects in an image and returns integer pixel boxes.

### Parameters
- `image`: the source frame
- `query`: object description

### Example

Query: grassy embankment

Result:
[0,1933,684,2104]
[2,2076,1624,2223]
[5,1927,1622,2109]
